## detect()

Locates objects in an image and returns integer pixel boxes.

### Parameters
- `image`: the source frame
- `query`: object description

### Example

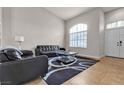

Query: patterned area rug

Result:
[43,57,97,85]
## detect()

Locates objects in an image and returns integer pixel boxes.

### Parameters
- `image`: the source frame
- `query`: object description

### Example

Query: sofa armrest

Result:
[60,48,66,51]
[35,48,42,56]
[21,50,33,58]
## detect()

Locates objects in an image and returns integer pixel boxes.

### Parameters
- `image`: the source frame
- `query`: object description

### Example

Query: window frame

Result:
[106,20,124,29]
[69,24,88,48]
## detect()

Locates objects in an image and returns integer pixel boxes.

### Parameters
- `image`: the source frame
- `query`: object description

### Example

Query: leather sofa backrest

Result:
[37,45,60,52]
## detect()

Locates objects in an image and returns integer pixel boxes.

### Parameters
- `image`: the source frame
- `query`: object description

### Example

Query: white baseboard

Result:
[76,54,105,61]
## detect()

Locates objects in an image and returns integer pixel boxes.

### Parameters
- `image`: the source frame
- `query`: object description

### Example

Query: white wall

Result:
[2,7,65,50]
[99,10,105,57]
[65,8,105,58]
[0,8,1,23]
[0,8,2,48]
[2,8,12,47]
[105,8,124,23]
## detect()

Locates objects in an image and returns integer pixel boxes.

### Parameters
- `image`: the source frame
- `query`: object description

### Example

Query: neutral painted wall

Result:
[0,8,1,22]
[0,8,2,48]
[2,7,65,50]
[105,8,124,23]
[65,8,105,58]
[99,10,105,57]
[2,8,12,47]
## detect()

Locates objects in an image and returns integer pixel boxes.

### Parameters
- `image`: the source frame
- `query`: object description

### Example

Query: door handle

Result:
[117,42,119,46]
[120,41,122,46]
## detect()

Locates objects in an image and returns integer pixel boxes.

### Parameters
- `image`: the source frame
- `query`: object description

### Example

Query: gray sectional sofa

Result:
[0,48,48,85]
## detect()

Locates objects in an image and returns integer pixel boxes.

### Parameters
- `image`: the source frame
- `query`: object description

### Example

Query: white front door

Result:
[105,29,120,57]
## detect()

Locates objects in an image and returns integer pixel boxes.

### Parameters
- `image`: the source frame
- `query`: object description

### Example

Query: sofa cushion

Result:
[2,49,22,61]
[42,51,57,57]
[21,50,33,58]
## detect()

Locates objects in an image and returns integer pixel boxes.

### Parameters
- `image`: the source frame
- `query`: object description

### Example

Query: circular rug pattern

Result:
[43,58,97,85]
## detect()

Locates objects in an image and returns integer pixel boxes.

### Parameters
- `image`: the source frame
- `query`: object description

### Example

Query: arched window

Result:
[69,24,88,48]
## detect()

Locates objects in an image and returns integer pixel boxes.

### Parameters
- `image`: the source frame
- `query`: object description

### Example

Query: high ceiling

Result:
[44,7,120,20]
